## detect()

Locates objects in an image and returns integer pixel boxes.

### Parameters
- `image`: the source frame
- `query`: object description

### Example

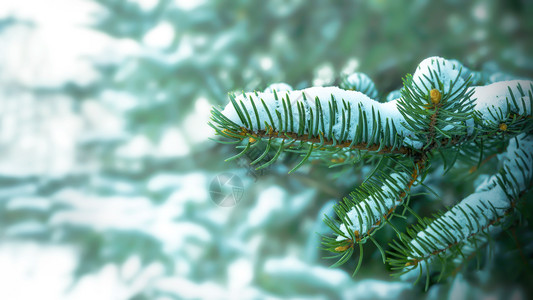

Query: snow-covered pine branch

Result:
[334,172,412,244]
[391,133,533,284]
[209,56,533,287]
[220,85,411,148]
[212,57,532,156]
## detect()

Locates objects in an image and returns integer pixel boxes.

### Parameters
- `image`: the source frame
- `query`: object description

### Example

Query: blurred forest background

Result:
[0,0,532,299]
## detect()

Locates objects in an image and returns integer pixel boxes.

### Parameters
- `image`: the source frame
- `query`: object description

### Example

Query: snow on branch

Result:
[472,80,533,123]
[214,57,532,153]
[221,86,411,147]
[334,172,411,243]
[397,133,533,270]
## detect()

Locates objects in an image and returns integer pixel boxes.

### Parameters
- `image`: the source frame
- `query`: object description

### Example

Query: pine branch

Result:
[320,157,427,274]
[209,56,533,286]
[340,72,378,99]
[388,133,533,285]
[209,86,416,171]
[212,61,532,159]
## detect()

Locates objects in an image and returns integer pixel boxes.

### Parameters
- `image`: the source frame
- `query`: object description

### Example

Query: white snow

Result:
[412,57,465,95]
[183,97,214,144]
[100,90,139,112]
[5,221,47,237]
[222,86,413,145]
[227,258,254,291]
[472,80,533,122]
[344,72,378,98]
[157,127,190,157]
[133,0,160,11]
[49,173,213,256]
[263,256,350,287]
[143,21,176,49]
[341,58,360,75]
[265,82,293,93]
[259,56,274,71]
[115,135,154,159]
[336,173,410,241]
[0,22,107,88]
[343,279,411,299]
[247,186,286,227]
[407,133,533,259]
[0,0,101,27]
[6,196,51,211]
[263,255,412,299]
[313,63,335,86]
[0,94,82,177]
[173,0,207,11]
[0,243,78,300]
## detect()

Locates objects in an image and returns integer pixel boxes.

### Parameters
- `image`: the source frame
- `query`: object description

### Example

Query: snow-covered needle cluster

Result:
[210,57,533,288]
